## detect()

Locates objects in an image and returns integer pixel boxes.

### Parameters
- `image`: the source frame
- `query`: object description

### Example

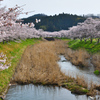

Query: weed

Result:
[94,70,99,75]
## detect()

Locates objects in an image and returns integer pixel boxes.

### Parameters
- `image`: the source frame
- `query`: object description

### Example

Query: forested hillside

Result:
[22,13,86,32]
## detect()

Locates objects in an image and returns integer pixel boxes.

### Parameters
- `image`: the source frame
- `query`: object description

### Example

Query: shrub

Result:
[94,70,99,75]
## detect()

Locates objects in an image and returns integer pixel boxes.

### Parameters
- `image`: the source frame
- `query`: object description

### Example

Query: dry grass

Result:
[14,41,67,85]
[13,41,90,86]
[64,48,90,67]
[13,40,89,88]
[13,40,99,95]
[76,75,88,88]
[92,54,100,71]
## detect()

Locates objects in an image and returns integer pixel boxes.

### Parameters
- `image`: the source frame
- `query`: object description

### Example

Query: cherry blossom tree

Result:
[1,0,100,44]
[68,18,100,43]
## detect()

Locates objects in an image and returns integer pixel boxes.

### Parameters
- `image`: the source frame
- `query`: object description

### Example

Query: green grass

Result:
[64,82,89,94]
[68,39,100,54]
[0,38,41,94]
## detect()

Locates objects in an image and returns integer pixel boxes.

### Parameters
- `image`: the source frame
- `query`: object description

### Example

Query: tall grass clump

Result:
[68,39,100,71]
[64,48,90,67]
[67,39,100,69]
[14,41,67,85]
[76,75,88,88]
[92,54,100,71]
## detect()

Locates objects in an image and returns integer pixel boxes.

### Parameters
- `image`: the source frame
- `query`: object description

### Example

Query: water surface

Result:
[5,84,89,100]
[5,55,100,100]
[58,55,100,85]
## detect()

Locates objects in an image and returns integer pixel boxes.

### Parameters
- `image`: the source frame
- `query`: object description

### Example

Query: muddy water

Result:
[58,55,100,85]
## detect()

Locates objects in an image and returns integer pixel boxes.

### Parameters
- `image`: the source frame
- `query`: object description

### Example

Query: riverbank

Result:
[1,39,100,99]
[68,39,100,72]
[0,38,41,99]
[13,40,97,96]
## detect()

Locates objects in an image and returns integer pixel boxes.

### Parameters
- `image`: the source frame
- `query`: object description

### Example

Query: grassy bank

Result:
[0,38,41,95]
[68,39,100,71]
[68,39,100,54]
[0,39,98,97]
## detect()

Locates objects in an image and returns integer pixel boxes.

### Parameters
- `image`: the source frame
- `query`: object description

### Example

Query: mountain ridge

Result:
[22,13,86,32]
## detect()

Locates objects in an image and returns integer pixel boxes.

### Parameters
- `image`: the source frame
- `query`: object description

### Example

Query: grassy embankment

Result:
[68,39,100,72]
[0,38,99,98]
[68,39,100,54]
[0,38,41,95]
[55,39,100,95]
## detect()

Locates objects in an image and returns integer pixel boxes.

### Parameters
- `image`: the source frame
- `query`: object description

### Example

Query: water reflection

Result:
[5,84,89,100]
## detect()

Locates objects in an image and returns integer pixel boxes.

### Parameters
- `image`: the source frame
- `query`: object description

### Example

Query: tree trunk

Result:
[3,40,5,44]
[6,40,8,43]
[97,39,99,44]
[80,38,82,41]
[90,38,92,43]
[85,39,86,43]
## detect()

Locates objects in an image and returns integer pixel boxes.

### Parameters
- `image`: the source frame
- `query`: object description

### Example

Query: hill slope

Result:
[22,13,86,32]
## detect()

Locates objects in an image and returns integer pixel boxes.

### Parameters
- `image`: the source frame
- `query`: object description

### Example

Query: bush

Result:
[94,70,99,75]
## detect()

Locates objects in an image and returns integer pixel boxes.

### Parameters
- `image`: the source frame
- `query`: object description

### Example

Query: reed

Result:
[14,41,67,85]
[92,54,100,71]
[13,40,97,95]
[64,48,90,67]
[76,75,88,88]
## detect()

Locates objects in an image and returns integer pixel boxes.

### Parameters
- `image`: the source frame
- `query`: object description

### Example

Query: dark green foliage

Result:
[22,13,86,32]
[64,83,89,95]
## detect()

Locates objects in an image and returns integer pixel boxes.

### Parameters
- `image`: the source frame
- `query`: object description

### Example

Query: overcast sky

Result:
[1,0,100,18]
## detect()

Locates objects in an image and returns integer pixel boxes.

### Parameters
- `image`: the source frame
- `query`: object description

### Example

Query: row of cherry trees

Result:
[36,18,100,43]
[0,1,41,43]
[68,18,100,43]
[1,0,100,70]
[0,0,100,44]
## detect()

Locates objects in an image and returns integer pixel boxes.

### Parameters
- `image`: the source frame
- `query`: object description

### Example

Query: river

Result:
[5,55,100,100]
[5,84,90,100]
[58,55,100,85]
